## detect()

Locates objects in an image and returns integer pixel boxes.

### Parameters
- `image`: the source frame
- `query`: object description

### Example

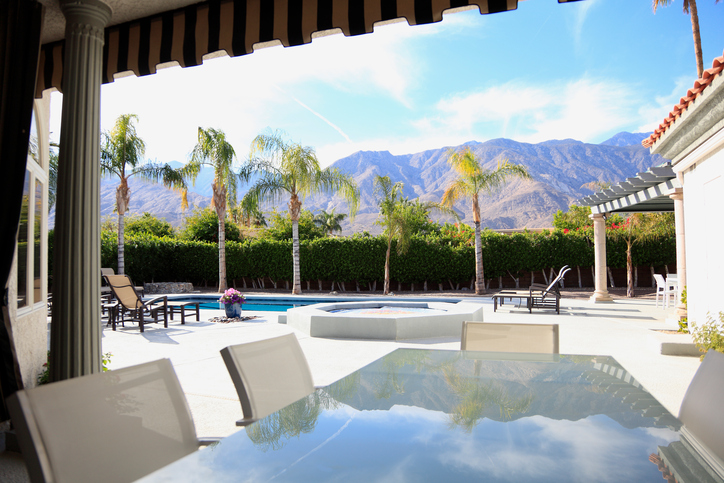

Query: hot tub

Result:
[286,300,484,340]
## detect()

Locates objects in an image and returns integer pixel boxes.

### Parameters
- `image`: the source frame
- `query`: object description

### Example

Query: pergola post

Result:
[50,0,111,381]
[589,213,613,303]
[670,188,687,318]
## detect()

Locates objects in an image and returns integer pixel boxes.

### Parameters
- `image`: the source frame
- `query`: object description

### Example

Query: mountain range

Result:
[50,132,664,234]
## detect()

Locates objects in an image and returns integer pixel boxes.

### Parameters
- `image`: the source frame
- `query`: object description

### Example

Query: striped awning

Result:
[36,0,583,97]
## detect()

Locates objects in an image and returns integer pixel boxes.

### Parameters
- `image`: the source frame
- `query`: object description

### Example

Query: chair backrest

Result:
[543,267,571,295]
[653,274,666,288]
[678,349,724,462]
[461,322,559,354]
[221,333,315,422]
[101,267,115,277]
[104,274,142,309]
[7,359,199,483]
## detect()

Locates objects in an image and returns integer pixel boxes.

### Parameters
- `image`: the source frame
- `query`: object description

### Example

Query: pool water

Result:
[197,302,291,312]
[168,296,462,313]
[328,306,445,315]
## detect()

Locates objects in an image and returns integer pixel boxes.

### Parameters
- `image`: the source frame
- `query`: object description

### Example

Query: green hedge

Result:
[49,228,676,288]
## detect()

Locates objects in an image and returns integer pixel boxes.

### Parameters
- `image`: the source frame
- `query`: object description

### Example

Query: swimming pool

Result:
[165,295,463,313]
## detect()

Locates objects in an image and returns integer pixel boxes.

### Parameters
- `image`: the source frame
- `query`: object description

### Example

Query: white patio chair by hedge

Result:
[221,333,315,426]
[7,359,215,483]
[461,321,559,354]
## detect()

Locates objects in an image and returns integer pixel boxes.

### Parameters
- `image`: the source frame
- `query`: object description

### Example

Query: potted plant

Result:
[219,288,246,318]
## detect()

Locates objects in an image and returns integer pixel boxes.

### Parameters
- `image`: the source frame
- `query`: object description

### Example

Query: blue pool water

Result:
[166,295,462,313]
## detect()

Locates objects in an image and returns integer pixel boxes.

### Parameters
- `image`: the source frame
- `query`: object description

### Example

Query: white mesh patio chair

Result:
[461,321,560,354]
[677,349,724,465]
[7,359,216,483]
[221,333,315,426]
[653,274,667,308]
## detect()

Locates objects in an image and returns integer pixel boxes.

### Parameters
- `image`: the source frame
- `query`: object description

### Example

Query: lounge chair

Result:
[103,274,168,332]
[461,321,560,354]
[492,266,571,314]
[221,333,315,426]
[101,267,144,297]
[7,359,217,483]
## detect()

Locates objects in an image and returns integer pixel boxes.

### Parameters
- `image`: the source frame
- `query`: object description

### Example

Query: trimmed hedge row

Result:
[67,229,675,287]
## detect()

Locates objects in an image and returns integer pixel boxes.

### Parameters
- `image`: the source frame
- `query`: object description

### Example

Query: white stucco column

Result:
[590,213,613,303]
[50,0,111,381]
[670,188,687,318]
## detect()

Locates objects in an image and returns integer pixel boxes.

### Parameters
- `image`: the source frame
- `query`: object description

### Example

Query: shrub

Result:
[179,207,241,243]
[261,210,325,241]
[690,312,724,360]
[125,212,175,238]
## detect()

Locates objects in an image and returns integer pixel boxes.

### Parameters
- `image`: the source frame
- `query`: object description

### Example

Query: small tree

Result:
[613,213,673,298]
[313,209,347,236]
[374,175,457,295]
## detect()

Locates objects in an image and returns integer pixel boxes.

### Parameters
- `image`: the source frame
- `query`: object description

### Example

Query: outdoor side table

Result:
[167,301,200,323]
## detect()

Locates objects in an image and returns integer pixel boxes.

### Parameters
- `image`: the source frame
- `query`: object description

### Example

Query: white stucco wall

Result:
[680,136,724,325]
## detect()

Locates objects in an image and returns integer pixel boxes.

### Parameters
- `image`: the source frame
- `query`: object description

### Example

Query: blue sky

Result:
[50,0,724,168]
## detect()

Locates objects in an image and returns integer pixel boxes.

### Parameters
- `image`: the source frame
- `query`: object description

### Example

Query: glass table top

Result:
[140,350,685,482]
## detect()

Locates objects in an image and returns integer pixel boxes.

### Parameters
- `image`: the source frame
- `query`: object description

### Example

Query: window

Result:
[17,103,48,310]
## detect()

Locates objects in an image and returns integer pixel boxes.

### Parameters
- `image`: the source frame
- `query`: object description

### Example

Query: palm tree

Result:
[185,127,241,292]
[246,130,359,294]
[101,114,187,274]
[374,176,457,295]
[652,0,720,79]
[374,176,411,296]
[313,209,347,236]
[442,148,532,295]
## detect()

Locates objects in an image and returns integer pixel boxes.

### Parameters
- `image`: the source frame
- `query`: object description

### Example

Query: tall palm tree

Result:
[442,148,532,295]
[652,0,720,79]
[101,114,187,274]
[374,175,457,295]
[246,130,359,294]
[313,209,347,236]
[185,127,241,292]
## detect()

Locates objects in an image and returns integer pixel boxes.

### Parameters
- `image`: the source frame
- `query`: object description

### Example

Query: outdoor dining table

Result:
[138,349,705,482]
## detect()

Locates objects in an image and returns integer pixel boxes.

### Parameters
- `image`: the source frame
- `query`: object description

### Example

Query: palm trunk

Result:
[218,214,227,292]
[474,221,485,294]
[292,219,302,294]
[384,236,392,295]
[689,0,704,79]
[118,212,125,275]
[626,242,634,298]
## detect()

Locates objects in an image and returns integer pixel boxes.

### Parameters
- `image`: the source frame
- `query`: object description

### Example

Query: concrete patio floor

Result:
[0,292,704,481]
[102,293,701,439]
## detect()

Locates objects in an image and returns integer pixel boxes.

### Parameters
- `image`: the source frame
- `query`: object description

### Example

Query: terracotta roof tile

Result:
[643,49,724,148]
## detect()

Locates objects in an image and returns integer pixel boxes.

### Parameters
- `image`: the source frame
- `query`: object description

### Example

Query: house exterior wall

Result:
[679,137,724,325]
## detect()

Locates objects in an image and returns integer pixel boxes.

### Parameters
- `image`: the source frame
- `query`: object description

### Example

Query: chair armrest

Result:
[235,417,258,427]
[143,295,168,307]
[198,437,222,447]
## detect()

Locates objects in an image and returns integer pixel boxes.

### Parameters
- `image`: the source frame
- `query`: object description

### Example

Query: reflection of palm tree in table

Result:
[443,361,535,432]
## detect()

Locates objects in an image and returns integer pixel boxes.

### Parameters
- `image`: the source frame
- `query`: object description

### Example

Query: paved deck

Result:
[102,294,700,438]
[0,293,703,481]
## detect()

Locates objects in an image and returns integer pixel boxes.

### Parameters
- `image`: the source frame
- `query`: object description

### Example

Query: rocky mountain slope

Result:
[59,132,662,233]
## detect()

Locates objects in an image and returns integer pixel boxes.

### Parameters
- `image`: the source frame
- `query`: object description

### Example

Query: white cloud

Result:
[410,77,639,146]
[636,75,693,133]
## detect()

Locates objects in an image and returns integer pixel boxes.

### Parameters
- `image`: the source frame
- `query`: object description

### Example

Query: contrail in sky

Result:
[273,85,352,143]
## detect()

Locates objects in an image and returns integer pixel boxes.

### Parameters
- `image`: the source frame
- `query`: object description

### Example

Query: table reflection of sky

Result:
[146,403,678,483]
[140,352,681,483]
